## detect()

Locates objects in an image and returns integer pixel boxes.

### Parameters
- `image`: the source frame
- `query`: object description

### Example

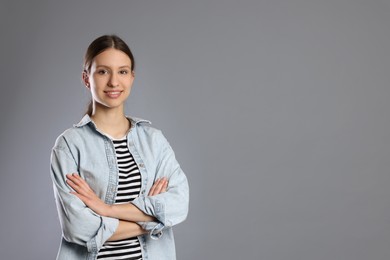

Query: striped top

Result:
[97,137,143,260]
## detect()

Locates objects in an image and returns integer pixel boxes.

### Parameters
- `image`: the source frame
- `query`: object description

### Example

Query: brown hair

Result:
[83,35,135,116]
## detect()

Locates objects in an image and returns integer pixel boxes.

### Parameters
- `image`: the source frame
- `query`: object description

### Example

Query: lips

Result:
[104,90,123,98]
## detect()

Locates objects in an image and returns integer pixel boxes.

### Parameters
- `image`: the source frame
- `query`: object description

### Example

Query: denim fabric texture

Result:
[50,114,189,260]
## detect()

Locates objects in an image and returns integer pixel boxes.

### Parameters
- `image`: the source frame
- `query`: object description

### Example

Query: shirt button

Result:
[139,163,144,168]
[141,190,145,195]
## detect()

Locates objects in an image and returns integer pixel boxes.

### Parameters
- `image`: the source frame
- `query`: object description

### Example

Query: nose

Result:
[108,73,119,87]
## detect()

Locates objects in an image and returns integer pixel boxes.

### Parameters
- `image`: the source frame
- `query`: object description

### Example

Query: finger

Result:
[68,173,86,187]
[159,178,168,193]
[161,178,169,192]
[66,175,83,191]
[148,178,161,196]
[66,173,81,185]
[66,178,78,191]
[66,177,93,198]
[154,179,164,195]
[153,177,166,195]
[66,179,87,195]
[67,173,93,192]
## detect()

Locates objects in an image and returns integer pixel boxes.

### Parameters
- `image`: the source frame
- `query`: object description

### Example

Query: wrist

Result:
[103,204,113,217]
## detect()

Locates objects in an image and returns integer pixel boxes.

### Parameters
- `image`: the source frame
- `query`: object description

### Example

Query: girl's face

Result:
[84,48,134,112]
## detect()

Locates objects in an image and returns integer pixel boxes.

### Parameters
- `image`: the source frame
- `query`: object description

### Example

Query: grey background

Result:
[1,0,389,259]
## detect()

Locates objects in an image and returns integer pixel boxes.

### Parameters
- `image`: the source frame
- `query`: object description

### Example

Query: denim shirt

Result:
[50,115,189,260]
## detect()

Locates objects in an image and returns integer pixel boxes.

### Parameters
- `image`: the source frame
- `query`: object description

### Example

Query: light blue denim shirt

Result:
[50,115,189,260]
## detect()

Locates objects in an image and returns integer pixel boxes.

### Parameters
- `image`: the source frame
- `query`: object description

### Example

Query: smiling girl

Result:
[50,35,189,260]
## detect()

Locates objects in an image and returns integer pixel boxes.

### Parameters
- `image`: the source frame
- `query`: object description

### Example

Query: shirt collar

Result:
[73,114,151,128]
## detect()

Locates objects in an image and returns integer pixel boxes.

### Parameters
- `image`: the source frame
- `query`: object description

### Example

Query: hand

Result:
[148,177,168,196]
[66,173,168,219]
[66,173,110,216]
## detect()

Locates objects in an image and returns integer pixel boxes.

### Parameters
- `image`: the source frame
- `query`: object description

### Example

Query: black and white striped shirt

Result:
[97,137,143,260]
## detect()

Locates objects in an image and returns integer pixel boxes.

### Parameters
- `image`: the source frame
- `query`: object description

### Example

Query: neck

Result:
[90,105,130,139]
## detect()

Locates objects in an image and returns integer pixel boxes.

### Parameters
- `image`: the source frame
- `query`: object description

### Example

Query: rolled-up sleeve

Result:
[50,137,119,252]
[131,131,189,239]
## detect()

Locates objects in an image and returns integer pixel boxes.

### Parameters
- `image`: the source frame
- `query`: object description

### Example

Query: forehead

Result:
[92,48,131,67]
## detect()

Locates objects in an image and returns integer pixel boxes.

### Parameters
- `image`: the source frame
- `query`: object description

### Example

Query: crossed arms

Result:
[66,173,168,241]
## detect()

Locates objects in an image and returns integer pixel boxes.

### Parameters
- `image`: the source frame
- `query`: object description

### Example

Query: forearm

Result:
[66,174,167,223]
[105,178,169,222]
[106,203,156,222]
[107,220,146,241]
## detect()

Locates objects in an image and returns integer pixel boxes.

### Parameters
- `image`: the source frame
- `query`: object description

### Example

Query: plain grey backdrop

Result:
[1,0,390,259]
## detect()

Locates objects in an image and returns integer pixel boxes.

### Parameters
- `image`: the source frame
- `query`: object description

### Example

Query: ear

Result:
[82,70,90,89]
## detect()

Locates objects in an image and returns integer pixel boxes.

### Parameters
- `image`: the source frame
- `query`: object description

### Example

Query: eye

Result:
[97,69,109,75]
[119,70,129,75]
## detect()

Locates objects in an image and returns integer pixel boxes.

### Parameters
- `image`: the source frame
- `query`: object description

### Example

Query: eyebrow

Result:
[95,65,131,69]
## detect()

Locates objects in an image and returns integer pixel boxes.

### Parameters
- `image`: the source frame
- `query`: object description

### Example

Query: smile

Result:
[104,91,123,98]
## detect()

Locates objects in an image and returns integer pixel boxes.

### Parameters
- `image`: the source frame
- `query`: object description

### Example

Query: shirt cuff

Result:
[138,221,165,240]
[87,216,119,252]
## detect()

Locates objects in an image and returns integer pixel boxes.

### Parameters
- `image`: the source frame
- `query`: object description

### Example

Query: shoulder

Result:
[129,117,168,144]
[52,128,77,150]
[53,125,93,151]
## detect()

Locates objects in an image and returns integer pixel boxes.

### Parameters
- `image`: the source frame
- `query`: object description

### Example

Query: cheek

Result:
[94,76,106,85]
[125,78,134,89]
[125,86,132,95]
